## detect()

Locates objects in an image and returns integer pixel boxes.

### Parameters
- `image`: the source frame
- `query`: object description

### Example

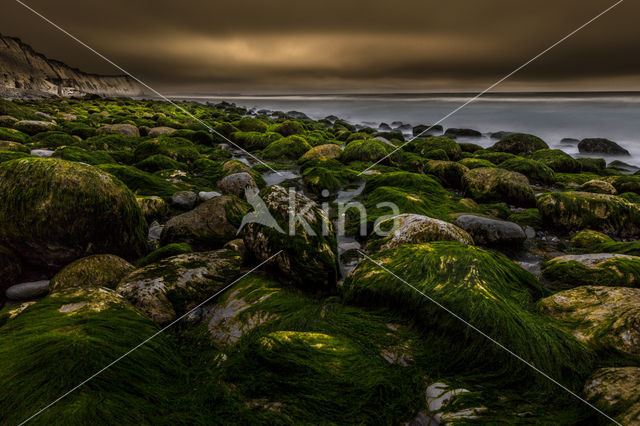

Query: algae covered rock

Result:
[136,195,169,222]
[340,139,389,163]
[50,254,135,292]
[262,135,311,160]
[97,123,140,138]
[0,158,148,269]
[424,160,469,189]
[539,286,640,359]
[583,367,640,425]
[343,242,592,386]
[537,191,640,237]
[462,167,535,207]
[117,249,242,323]
[0,287,182,424]
[0,140,29,153]
[570,229,613,248]
[498,158,556,185]
[578,138,630,156]
[579,179,617,195]
[366,213,473,252]
[407,136,461,161]
[490,133,548,154]
[454,214,526,247]
[217,172,257,198]
[241,185,339,290]
[14,120,56,135]
[528,149,581,173]
[298,143,342,163]
[161,195,250,250]
[542,253,640,288]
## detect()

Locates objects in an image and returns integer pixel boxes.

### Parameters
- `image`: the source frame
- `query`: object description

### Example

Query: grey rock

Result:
[147,126,176,138]
[170,191,198,210]
[579,138,630,156]
[6,280,50,300]
[148,221,163,241]
[455,214,526,247]
[217,172,257,199]
[198,191,222,201]
[30,149,55,157]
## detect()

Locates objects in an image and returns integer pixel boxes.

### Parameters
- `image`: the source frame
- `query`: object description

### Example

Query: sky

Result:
[1,0,638,94]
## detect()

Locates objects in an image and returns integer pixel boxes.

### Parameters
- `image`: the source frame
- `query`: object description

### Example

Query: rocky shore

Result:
[0,96,639,424]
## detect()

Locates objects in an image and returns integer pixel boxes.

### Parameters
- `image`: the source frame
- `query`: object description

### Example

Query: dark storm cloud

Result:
[1,0,638,93]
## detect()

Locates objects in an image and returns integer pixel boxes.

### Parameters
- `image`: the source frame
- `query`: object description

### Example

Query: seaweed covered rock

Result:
[134,136,200,163]
[136,196,169,222]
[537,192,640,237]
[407,136,461,161]
[583,367,640,425]
[340,139,389,163]
[298,143,342,163]
[578,138,630,156]
[490,133,548,154]
[301,158,358,194]
[147,126,176,138]
[0,246,21,291]
[135,154,186,173]
[0,158,148,269]
[343,242,592,386]
[97,123,140,138]
[51,146,115,165]
[117,249,242,323]
[528,149,581,173]
[366,213,473,252]
[217,172,258,198]
[14,120,55,135]
[454,215,526,247]
[136,243,193,267]
[579,179,617,195]
[0,127,28,143]
[462,167,535,207]
[232,131,281,151]
[262,135,311,160]
[542,253,640,288]
[424,160,469,189]
[570,229,613,248]
[235,117,268,133]
[161,195,250,250]
[98,164,184,198]
[0,140,29,153]
[539,286,640,359]
[0,288,182,424]
[241,185,339,290]
[273,120,305,136]
[497,158,556,185]
[50,254,134,292]
[458,158,495,169]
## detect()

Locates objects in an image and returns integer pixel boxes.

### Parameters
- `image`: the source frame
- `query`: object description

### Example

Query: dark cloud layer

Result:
[1,0,638,93]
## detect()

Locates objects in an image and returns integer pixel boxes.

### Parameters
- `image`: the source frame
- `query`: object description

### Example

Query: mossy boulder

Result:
[0,246,21,291]
[96,123,140,138]
[0,150,30,163]
[262,135,312,160]
[137,243,193,267]
[298,143,342,163]
[301,160,358,194]
[50,254,134,291]
[462,167,535,207]
[583,367,640,424]
[134,136,200,163]
[77,133,135,151]
[0,158,148,269]
[528,149,581,173]
[570,229,613,248]
[98,164,183,198]
[235,117,268,133]
[117,249,242,323]
[241,185,338,290]
[219,160,266,188]
[0,140,29,153]
[0,287,183,424]
[579,179,617,194]
[407,136,461,161]
[607,175,640,195]
[490,133,548,154]
[473,151,517,165]
[51,146,115,165]
[578,138,630,156]
[458,158,495,169]
[577,157,606,173]
[135,154,186,173]
[539,286,640,359]
[537,192,640,237]
[273,120,305,136]
[424,160,469,189]
[340,139,389,163]
[542,253,640,289]
[136,196,169,222]
[217,172,258,198]
[161,195,250,249]
[366,214,473,252]
[14,120,56,135]
[0,127,28,143]
[343,242,592,386]
[497,158,556,185]
[232,131,281,151]
[147,126,176,138]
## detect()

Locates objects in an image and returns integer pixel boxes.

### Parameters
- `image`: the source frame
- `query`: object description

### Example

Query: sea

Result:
[180,92,640,168]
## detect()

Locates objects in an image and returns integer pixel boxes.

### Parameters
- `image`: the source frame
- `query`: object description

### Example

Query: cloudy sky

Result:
[2,0,638,94]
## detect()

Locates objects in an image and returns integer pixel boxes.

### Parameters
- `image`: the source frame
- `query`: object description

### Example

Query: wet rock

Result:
[413,124,443,136]
[444,128,481,138]
[117,249,242,324]
[198,190,221,201]
[298,143,342,163]
[170,190,198,210]
[579,179,617,195]
[462,167,535,207]
[579,138,630,156]
[367,213,473,252]
[97,123,140,138]
[50,254,134,292]
[455,215,526,247]
[217,172,258,199]
[542,253,640,288]
[6,280,49,300]
[540,286,640,358]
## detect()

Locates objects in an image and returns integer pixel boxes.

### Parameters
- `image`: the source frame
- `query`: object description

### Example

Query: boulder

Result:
[570,229,613,249]
[262,135,311,160]
[583,367,640,425]
[579,179,617,195]
[579,138,630,156]
[340,139,389,163]
[528,149,581,173]
[14,120,55,135]
[0,140,29,153]
[0,158,148,270]
[537,192,640,238]
[366,213,473,252]
[490,133,548,154]
[117,249,242,323]
[241,185,339,290]
[136,196,169,222]
[539,286,640,358]
[424,160,469,189]
[542,253,640,288]
[5,280,49,300]
[198,191,221,201]
[444,128,481,138]
[50,254,134,292]
[161,195,249,249]
[170,190,198,210]
[97,123,140,138]
[407,136,461,161]
[147,126,176,138]
[454,215,526,247]
[217,172,258,199]
[497,158,556,185]
[298,143,342,163]
[462,167,535,207]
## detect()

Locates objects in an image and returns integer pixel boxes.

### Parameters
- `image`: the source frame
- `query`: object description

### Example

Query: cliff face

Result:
[0,34,146,98]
